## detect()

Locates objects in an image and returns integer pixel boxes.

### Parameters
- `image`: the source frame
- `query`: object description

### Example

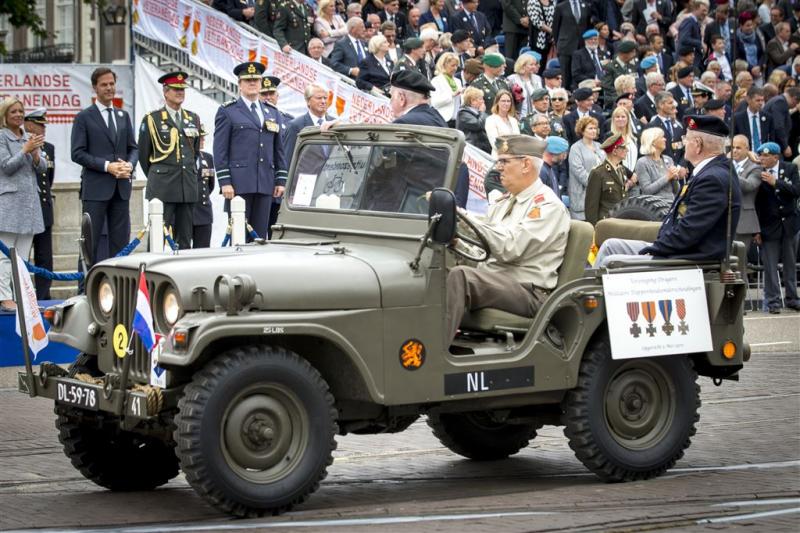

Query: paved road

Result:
[0,311,798,532]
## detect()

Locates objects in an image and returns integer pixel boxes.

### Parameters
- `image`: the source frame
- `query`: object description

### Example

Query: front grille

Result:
[110,271,157,384]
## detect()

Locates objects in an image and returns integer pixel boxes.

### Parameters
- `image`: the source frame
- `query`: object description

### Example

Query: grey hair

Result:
[645,72,664,88]
[346,16,364,33]
[304,83,328,101]
[532,113,550,126]
[654,90,674,108]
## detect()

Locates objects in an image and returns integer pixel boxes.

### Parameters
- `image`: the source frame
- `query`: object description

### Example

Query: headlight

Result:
[98,278,114,315]
[163,288,182,327]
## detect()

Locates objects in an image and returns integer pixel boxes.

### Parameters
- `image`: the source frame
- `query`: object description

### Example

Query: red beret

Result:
[738,11,755,24]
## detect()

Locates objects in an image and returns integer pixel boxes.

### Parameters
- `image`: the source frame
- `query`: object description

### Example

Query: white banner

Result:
[0,64,134,182]
[13,255,49,359]
[603,270,713,360]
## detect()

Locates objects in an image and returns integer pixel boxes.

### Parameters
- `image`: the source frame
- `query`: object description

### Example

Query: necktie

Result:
[665,119,673,139]
[571,0,581,21]
[356,40,364,61]
[318,118,330,157]
[106,108,117,143]
[470,12,478,33]
[593,50,603,77]
[751,113,761,150]
[502,197,516,219]
[250,102,260,125]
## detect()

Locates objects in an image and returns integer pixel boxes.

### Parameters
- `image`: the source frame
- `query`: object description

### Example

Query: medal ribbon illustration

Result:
[626,301,641,338]
[641,301,657,337]
[676,298,688,335]
[659,299,674,335]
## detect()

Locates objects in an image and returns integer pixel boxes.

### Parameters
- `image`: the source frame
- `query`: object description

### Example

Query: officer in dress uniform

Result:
[273,0,312,53]
[259,75,294,238]
[138,71,201,250]
[193,125,215,248]
[213,61,288,240]
[594,115,742,267]
[469,53,510,111]
[685,84,714,116]
[584,133,636,225]
[24,108,54,300]
[446,135,570,344]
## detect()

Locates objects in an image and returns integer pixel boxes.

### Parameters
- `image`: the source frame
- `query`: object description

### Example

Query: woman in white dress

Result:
[484,90,520,157]
[430,52,463,127]
[608,105,639,173]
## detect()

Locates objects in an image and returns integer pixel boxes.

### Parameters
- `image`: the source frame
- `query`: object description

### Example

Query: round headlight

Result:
[98,278,114,315]
[163,289,181,326]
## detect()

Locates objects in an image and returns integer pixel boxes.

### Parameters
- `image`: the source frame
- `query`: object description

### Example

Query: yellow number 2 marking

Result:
[113,324,129,358]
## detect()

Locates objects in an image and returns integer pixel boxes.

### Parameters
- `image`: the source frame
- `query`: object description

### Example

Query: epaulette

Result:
[263,100,278,110]
[222,99,237,107]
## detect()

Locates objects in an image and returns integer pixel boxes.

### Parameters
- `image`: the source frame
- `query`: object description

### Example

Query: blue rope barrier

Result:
[246,223,260,240]
[163,227,179,251]
[0,239,84,281]
[220,233,231,247]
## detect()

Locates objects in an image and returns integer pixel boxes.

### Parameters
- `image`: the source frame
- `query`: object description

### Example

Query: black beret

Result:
[678,45,695,56]
[543,68,561,79]
[390,69,436,95]
[704,98,725,110]
[616,40,637,54]
[573,87,593,101]
[683,114,729,136]
[451,29,470,44]
[677,65,694,79]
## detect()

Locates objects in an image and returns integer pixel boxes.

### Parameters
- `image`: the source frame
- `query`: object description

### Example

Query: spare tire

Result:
[609,195,672,222]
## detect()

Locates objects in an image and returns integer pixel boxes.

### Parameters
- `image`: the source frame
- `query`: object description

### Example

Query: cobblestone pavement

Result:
[0,312,798,532]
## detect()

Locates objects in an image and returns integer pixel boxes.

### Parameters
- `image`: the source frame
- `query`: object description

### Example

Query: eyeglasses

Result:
[551,97,566,101]
[494,156,527,167]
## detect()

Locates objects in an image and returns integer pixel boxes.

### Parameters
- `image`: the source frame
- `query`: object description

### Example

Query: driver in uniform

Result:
[446,135,570,344]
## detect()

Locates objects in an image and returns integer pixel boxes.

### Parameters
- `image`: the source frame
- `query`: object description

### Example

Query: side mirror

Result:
[428,188,456,245]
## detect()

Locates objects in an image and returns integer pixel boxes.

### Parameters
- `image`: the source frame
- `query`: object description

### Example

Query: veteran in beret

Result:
[469,53,510,112]
[138,71,201,250]
[213,62,288,240]
[584,133,637,225]
[393,37,426,75]
[601,40,639,110]
[594,115,742,267]
[754,142,800,313]
[446,135,570,344]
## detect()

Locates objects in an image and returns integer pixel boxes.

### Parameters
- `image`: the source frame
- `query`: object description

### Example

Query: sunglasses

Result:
[551,97,566,101]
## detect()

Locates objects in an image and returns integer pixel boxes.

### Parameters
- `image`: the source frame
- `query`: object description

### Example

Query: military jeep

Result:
[19,125,749,517]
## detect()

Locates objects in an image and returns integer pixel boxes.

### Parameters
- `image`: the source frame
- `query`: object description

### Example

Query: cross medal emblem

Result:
[659,299,674,336]
[626,302,641,338]
[676,298,689,335]
[641,301,657,337]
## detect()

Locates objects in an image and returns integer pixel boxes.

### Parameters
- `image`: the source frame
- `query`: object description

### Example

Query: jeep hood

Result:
[96,242,427,309]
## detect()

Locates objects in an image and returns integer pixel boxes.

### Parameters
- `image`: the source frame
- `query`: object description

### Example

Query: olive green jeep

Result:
[18,125,749,517]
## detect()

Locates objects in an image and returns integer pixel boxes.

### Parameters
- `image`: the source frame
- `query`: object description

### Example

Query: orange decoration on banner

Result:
[260,55,268,67]
[326,91,334,108]
[193,19,201,36]
[182,14,191,32]
[248,49,257,62]
[335,96,346,115]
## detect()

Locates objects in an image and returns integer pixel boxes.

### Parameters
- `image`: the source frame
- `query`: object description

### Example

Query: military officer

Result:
[469,53,510,112]
[685,84,714,116]
[23,108,54,300]
[213,61,288,240]
[393,37,425,74]
[601,41,638,109]
[446,135,570,344]
[273,0,312,54]
[584,134,636,225]
[193,126,215,248]
[594,115,742,267]
[254,0,285,38]
[259,75,294,238]
[138,71,201,250]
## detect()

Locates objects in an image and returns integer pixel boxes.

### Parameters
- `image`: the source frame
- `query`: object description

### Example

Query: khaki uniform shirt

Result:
[461,178,570,289]
[584,159,631,225]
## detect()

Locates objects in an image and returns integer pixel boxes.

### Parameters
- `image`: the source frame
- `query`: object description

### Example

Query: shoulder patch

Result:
[534,193,545,204]
[528,207,541,219]
[222,99,237,107]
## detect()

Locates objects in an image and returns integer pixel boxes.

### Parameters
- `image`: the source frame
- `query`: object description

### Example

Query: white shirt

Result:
[241,96,264,125]
[746,109,761,140]
[350,36,365,61]
[692,155,716,177]
[95,101,118,172]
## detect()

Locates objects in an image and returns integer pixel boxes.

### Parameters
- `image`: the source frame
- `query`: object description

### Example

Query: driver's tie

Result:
[501,197,516,219]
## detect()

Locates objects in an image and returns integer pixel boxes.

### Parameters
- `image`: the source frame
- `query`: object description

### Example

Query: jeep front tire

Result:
[175,345,337,517]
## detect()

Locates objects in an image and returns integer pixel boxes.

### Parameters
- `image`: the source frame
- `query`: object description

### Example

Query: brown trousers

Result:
[446,266,548,343]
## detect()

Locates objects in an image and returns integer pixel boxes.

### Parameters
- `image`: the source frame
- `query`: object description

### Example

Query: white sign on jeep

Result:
[603,269,713,359]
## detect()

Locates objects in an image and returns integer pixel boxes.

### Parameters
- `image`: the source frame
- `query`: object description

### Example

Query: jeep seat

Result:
[459,220,595,333]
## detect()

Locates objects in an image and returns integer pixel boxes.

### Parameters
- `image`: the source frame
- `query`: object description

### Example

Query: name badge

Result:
[202,169,215,178]
[264,120,280,133]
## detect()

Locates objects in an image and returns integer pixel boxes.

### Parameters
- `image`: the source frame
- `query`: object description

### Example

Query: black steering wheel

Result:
[449,209,491,262]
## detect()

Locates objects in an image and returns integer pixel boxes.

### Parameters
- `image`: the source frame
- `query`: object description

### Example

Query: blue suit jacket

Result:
[71,105,138,201]
[642,155,741,260]
[763,94,792,149]
[282,112,335,168]
[357,53,394,92]
[449,9,491,49]
[213,98,288,196]
[733,110,775,149]
[329,37,364,78]
[419,10,451,33]
[755,161,800,240]
[677,15,703,57]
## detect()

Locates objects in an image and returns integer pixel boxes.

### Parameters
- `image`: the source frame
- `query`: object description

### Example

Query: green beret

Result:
[531,88,549,101]
[495,135,546,158]
[617,40,637,54]
[402,37,424,51]
[482,53,505,68]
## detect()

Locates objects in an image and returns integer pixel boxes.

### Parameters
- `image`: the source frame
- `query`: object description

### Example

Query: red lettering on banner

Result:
[204,17,245,58]
[142,0,179,26]
[0,73,84,122]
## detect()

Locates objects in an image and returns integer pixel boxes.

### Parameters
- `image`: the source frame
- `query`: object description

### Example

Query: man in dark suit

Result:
[562,88,606,146]
[763,86,800,159]
[71,67,138,261]
[677,0,708,70]
[754,142,800,313]
[307,38,336,70]
[451,0,491,50]
[766,22,799,75]
[24,108,54,300]
[733,87,775,152]
[595,115,741,266]
[138,71,201,250]
[193,127,215,249]
[631,0,673,36]
[648,91,685,164]
[379,0,408,40]
[571,29,605,90]
[282,83,337,185]
[668,66,696,121]
[553,0,592,91]
[212,0,255,24]
[329,17,368,80]
[499,0,527,60]
[704,2,734,56]
[759,5,784,43]
[357,38,394,93]
[213,62,288,240]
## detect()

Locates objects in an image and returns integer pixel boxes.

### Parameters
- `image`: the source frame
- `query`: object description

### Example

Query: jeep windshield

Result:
[287,140,450,217]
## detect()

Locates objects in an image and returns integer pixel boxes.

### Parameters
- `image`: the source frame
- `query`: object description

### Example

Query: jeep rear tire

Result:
[563,337,700,481]
[427,412,537,460]
[175,345,337,517]
[56,354,179,491]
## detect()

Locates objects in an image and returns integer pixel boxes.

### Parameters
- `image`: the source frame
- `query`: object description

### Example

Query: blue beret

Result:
[582,29,599,39]
[641,56,658,69]
[519,46,532,55]
[546,136,569,155]
[494,34,505,44]
[758,142,781,155]
[547,58,560,69]
[524,50,542,62]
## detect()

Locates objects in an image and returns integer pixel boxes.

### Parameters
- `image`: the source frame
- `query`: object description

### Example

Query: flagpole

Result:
[116,262,144,415]
[10,247,36,398]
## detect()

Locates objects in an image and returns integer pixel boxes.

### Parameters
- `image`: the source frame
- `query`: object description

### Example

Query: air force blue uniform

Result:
[641,155,741,260]
[213,97,288,239]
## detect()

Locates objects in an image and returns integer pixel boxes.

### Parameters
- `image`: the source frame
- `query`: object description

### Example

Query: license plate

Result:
[56,381,99,411]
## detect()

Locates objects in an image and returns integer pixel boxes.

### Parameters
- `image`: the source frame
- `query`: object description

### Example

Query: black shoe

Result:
[768,307,781,314]
[786,303,800,312]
